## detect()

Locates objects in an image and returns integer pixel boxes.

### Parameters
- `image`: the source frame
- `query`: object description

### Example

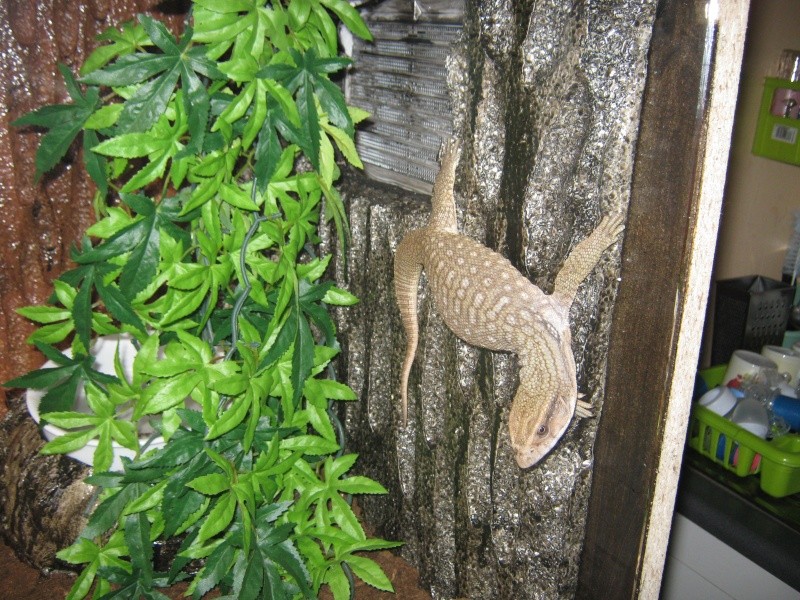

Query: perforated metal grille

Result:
[348,13,463,194]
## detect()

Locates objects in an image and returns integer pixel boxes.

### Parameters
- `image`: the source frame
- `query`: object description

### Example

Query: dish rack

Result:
[688,366,800,498]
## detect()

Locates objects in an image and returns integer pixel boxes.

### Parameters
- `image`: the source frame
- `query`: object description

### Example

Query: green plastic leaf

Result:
[92,132,167,157]
[324,563,350,600]
[13,65,100,180]
[3,364,72,391]
[262,539,313,598]
[307,2,337,55]
[73,271,93,352]
[118,213,160,298]
[129,427,205,470]
[297,75,321,170]
[64,557,99,600]
[280,435,339,456]
[257,48,353,169]
[124,67,183,134]
[253,112,283,192]
[92,424,114,475]
[125,512,154,584]
[74,194,188,300]
[190,542,236,599]
[345,555,394,592]
[323,121,363,168]
[41,411,101,430]
[82,129,108,198]
[40,428,99,456]
[80,53,174,86]
[81,20,152,75]
[4,348,109,414]
[139,372,203,415]
[25,321,75,347]
[318,126,336,187]
[85,206,134,238]
[314,379,357,401]
[290,310,315,408]
[305,403,335,443]
[57,537,101,565]
[319,0,372,41]
[235,549,266,600]
[83,16,220,135]
[187,473,231,496]
[16,305,71,325]
[219,182,260,211]
[196,492,236,544]
[206,391,251,440]
[336,475,388,495]
[83,104,124,130]
[159,280,211,326]
[83,482,148,539]
[96,281,146,331]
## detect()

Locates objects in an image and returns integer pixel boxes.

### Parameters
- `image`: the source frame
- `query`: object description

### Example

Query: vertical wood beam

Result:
[577,1,749,597]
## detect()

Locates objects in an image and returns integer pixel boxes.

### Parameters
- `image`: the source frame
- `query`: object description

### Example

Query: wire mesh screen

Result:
[347,3,463,194]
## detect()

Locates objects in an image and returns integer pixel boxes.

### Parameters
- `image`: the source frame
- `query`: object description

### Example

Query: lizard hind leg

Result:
[428,138,461,234]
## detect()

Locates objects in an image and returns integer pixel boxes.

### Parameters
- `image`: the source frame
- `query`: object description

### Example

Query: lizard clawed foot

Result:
[576,397,594,419]
[597,213,626,242]
[438,137,461,164]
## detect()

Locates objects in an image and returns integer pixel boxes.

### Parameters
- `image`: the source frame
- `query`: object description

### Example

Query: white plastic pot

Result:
[25,334,166,471]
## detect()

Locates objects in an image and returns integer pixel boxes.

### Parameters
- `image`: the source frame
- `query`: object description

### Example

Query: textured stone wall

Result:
[0,1,184,417]
[335,1,658,597]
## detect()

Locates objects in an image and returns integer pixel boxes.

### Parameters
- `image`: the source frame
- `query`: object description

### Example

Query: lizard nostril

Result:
[536,424,549,437]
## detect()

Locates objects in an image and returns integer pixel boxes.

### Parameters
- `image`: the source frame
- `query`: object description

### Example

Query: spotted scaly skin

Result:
[394,140,625,468]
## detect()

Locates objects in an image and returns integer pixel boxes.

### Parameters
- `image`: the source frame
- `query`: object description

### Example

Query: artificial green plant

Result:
[6,1,399,598]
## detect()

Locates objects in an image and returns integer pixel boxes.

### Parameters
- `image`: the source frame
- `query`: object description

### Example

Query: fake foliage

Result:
[6,2,401,598]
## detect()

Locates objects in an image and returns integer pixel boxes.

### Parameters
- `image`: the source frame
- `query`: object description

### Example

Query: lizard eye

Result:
[536,424,549,437]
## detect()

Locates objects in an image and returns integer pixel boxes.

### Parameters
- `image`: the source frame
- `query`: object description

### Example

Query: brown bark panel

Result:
[0,1,184,416]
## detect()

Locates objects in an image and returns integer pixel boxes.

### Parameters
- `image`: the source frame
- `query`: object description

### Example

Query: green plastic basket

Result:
[689,367,800,498]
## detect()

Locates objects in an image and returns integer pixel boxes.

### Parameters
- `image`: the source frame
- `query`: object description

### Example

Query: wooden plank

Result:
[638,2,750,596]
[576,1,750,597]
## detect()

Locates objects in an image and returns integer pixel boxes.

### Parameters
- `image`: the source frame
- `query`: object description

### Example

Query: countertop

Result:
[675,450,800,591]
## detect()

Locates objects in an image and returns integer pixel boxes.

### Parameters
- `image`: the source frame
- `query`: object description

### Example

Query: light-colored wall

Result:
[714,0,800,281]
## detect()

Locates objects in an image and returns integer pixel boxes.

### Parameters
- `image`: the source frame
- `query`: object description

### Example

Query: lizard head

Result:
[508,389,576,468]
[508,334,578,468]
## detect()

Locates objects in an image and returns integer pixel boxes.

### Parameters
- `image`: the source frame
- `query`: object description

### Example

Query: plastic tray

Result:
[689,367,800,498]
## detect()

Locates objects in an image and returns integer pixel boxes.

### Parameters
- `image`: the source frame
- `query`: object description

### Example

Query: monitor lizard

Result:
[394,139,624,468]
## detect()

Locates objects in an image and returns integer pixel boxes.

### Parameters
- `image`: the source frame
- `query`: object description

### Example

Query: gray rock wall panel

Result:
[335,1,658,597]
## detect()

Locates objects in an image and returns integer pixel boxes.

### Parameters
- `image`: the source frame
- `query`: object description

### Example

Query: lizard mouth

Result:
[513,443,553,469]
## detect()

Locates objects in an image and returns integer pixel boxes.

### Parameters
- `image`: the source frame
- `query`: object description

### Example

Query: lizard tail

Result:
[394,230,425,425]
[427,139,461,233]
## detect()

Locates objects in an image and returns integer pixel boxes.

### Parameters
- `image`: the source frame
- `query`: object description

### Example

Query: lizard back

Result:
[421,229,559,356]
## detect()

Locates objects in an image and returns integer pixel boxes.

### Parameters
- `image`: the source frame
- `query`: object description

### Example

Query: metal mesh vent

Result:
[347,5,463,194]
